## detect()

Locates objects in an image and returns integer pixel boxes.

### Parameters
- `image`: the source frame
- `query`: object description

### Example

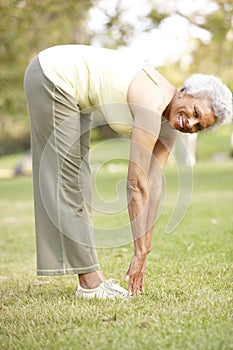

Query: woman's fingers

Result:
[129,273,145,296]
[126,255,147,295]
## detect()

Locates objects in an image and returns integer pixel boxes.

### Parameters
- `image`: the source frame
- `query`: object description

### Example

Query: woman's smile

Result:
[168,90,216,133]
[176,114,184,130]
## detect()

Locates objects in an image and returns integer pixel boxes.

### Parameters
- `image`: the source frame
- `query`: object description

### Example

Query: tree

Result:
[87,0,166,48]
[1,0,232,154]
[188,0,233,89]
[0,0,94,154]
[0,0,94,119]
[158,1,233,87]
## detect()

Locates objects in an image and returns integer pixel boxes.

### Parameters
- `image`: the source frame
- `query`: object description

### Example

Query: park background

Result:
[0,1,233,349]
[0,0,233,157]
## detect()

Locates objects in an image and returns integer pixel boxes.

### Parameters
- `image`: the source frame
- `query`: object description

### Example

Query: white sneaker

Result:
[76,279,129,299]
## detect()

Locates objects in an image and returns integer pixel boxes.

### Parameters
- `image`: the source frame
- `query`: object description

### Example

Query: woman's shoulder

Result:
[142,64,175,99]
[127,64,175,115]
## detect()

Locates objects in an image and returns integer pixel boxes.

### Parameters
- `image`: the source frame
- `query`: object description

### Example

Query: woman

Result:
[24,44,232,298]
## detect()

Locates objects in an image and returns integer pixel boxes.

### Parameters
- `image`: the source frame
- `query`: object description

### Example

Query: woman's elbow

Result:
[127,177,149,202]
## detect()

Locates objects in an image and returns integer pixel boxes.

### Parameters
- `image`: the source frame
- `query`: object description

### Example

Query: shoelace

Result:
[104,279,128,296]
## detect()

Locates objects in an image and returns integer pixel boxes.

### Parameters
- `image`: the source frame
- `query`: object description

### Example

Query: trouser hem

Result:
[37,264,100,276]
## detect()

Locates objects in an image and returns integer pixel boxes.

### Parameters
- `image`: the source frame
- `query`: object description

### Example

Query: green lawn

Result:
[0,137,233,350]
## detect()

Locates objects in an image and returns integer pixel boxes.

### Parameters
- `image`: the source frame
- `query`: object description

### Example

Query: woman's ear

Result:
[179,87,186,98]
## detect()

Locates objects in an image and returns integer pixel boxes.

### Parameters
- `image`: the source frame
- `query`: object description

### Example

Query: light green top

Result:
[39,45,146,134]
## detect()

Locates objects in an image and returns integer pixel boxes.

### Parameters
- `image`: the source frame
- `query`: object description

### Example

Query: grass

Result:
[0,136,233,350]
[197,124,232,160]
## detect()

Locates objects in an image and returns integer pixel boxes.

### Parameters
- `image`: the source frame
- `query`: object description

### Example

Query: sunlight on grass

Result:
[0,145,233,349]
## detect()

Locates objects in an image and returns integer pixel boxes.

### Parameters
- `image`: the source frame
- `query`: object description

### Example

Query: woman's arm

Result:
[126,122,158,296]
[126,111,177,296]
[126,71,163,254]
[126,68,176,295]
[126,137,176,295]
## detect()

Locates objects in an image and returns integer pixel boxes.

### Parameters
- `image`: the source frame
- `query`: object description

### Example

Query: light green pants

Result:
[24,56,100,276]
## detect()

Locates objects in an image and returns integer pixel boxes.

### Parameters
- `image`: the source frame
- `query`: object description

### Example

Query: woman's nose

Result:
[187,118,199,129]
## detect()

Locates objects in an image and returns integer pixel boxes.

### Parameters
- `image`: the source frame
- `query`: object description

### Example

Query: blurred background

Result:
[0,0,232,174]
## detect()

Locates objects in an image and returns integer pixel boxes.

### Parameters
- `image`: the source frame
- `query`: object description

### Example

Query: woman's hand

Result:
[126,253,147,296]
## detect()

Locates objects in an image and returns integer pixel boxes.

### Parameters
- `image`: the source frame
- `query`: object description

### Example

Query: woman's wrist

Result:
[133,235,151,258]
[134,246,150,258]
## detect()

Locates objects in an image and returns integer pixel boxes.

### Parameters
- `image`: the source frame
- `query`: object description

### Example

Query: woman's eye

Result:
[194,107,198,118]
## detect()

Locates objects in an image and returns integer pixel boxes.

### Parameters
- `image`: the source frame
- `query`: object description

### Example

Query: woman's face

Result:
[168,89,216,133]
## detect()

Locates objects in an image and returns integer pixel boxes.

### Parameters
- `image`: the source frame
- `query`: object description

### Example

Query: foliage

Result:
[0,0,95,155]
[0,0,93,117]
[87,0,167,48]
[159,1,233,89]
[190,1,233,90]
[0,0,232,155]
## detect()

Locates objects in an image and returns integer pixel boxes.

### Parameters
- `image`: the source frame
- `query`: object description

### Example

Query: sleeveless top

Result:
[38,45,147,134]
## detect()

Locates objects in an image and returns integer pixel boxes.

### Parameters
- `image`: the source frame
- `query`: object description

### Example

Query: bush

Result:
[0,117,30,156]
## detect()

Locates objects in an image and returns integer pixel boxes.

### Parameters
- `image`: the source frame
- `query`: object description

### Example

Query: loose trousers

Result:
[24,56,100,276]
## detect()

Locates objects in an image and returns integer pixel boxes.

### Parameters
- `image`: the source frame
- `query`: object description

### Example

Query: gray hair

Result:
[183,74,233,132]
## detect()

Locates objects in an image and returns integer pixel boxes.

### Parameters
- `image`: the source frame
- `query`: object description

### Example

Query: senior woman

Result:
[24,44,232,298]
